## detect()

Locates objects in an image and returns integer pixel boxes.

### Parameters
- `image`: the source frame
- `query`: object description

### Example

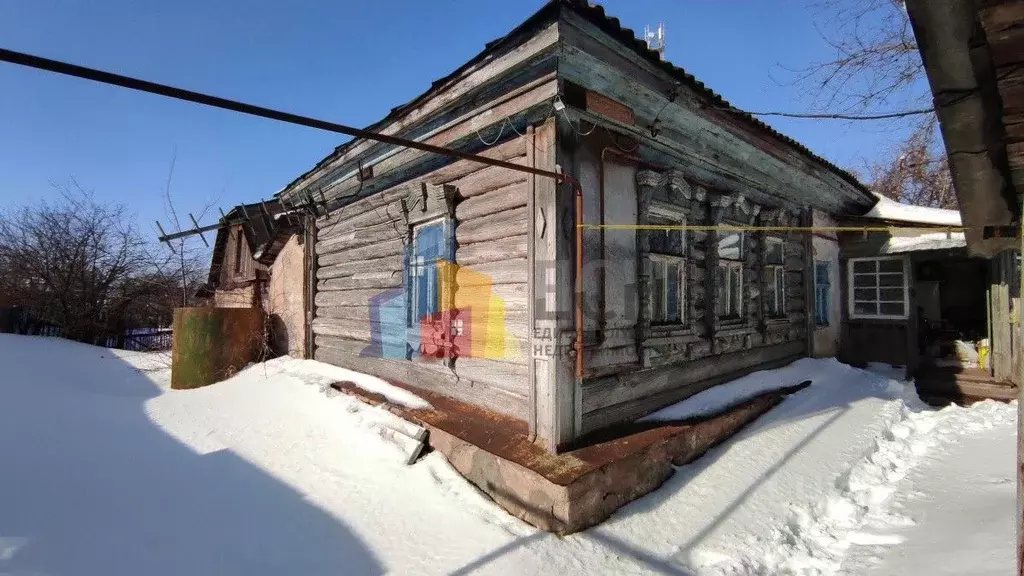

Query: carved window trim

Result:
[715,223,745,323]
[637,169,698,340]
[763,236,786,318]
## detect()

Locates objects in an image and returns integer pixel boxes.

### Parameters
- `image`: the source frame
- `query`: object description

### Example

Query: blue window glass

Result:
[814,260,831,326]
[410,221,445,325]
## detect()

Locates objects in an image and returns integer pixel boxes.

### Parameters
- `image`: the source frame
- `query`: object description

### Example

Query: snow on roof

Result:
[864,194,962,226]
[880,232,967,254]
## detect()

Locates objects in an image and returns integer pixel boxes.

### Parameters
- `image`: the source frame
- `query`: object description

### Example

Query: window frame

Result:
[814,260,831,326]
[407,217,450,328]
[648,253,685,325]
[847,256,909,320]
[716,226,745,321]
[764,236,785,318]
[646,204,687,326]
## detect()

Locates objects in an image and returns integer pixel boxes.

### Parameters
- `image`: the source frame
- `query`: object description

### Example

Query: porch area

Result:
[915,365,1018,405]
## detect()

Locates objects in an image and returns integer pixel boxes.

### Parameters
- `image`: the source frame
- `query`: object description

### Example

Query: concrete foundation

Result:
[332,378,809,534]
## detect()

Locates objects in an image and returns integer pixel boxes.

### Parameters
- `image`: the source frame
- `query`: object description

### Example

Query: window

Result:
[409,220,447,325]
[848,257,908,319]
[814,261,831,326]
[647,208,686,324]
[764,237,785,318]
[716,229,745,319]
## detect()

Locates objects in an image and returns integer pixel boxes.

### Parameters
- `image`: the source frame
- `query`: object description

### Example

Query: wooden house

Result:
[197,200,311,358]
[837,196,1019,403]
[274,0,877,452]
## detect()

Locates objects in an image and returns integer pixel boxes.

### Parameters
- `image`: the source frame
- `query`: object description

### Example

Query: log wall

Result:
[311,134,536,420]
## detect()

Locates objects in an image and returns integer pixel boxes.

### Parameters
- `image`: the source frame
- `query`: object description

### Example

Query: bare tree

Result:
[0,180,176,343]
[159,148,215,307]
[792,0,925,113]
[867,121,957,209]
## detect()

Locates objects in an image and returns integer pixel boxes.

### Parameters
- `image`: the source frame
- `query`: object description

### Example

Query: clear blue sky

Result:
[0,0,918,237]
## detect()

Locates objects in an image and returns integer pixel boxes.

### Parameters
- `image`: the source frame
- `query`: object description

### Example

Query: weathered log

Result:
[426,138,527,185]
[456,235,528,267]
[453,357,528,395]
[313,347,528,420]
[454,258,528,286]
[451,161,530,200]
[317,190,408,228]
[316,219,407,254]
[456,206,528,245]
[314,288,401,308]
[316,303,402,322]
[318,272,403,292]
[317,199,406,237]
[317,238,405,267]
[455,181,527,220]
[317,255,403,280]
[312,317,406,342]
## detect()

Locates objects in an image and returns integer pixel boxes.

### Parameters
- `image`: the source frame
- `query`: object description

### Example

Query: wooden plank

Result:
[454,357,529,395]
[315,304,402,322]
[452,162,530,200]
[317,271,403,292]
[456,206,528,245]
[317,255,403,280]
[305,102,553,223]
[319,81,552,205]
[317,221,407,255]
[582,340,805,415]
[312,317,404,342]
[314,347,529,420]
[316,191,408,229]
[314,288,398,308]
[455,181,527,220]
[454,257,527,286]
[559,45,868,212]
[317,238,405,267]
[457,235,529,267]
[559,13,866,208]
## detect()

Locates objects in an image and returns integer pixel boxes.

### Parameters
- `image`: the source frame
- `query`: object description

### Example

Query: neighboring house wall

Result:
[837,228,915,370]
[212,223,265,308]
[811,210,840,357]
[214,287,255,308]
[268,234,306,357]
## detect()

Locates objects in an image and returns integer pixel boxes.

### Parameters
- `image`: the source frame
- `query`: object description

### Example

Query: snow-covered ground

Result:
[0,335,1014,575]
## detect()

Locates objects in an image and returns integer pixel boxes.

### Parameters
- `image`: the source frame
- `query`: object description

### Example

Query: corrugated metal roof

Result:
[277,0,872,202]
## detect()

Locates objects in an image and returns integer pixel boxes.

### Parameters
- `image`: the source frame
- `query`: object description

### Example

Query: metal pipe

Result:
[0,46,588,380]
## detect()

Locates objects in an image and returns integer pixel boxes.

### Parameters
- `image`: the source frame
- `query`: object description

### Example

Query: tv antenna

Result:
[644,23,665,56]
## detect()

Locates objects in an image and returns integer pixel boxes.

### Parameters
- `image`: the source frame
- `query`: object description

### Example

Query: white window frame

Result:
[716,227,745,320]
[647,204,687,325]
[649,254,685,324]
[764,237,785,318]
[847,256,909,320]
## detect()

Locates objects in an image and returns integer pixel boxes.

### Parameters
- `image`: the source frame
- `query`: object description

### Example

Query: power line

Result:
[735,107,934,121]
[0,47,572,195]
